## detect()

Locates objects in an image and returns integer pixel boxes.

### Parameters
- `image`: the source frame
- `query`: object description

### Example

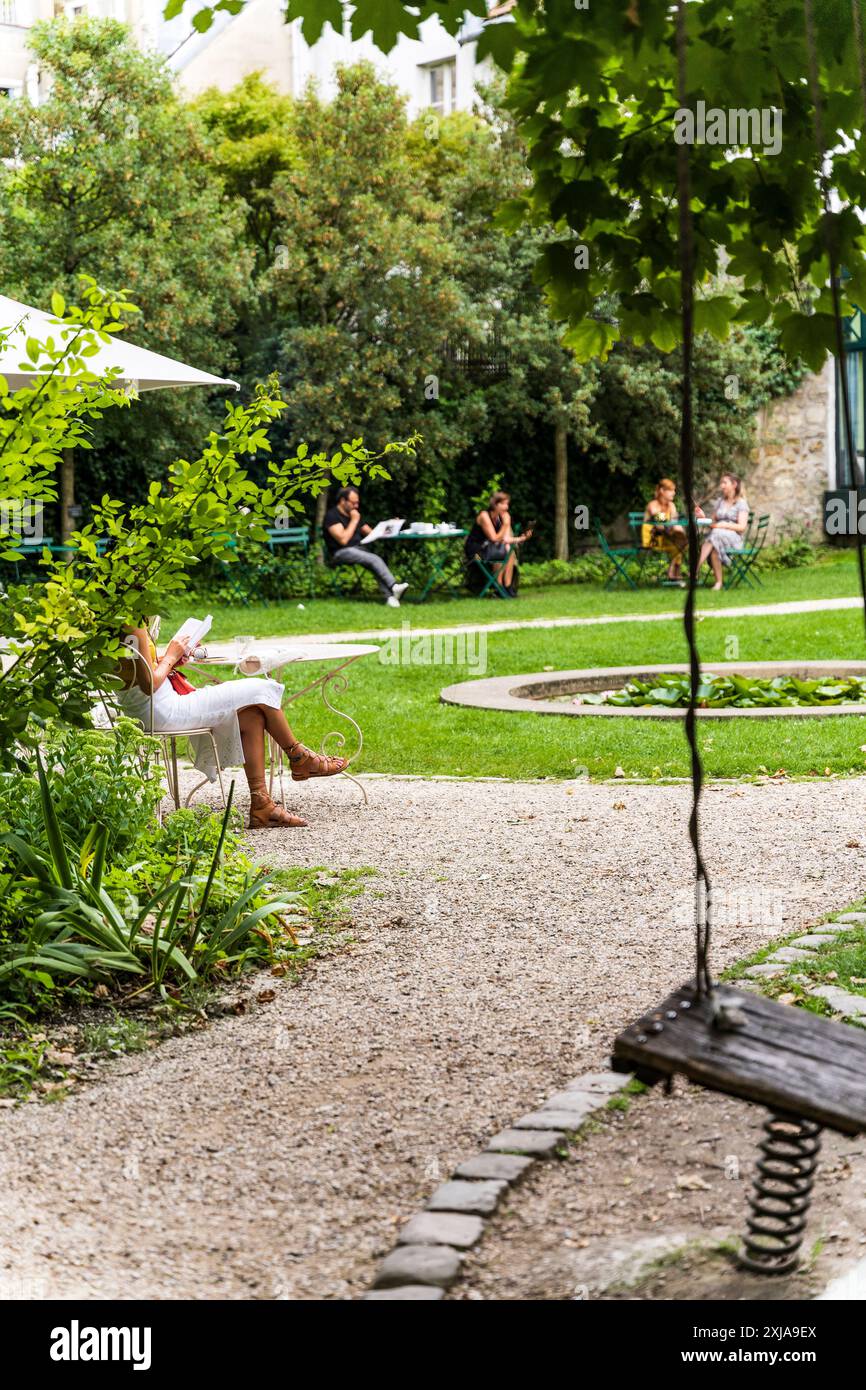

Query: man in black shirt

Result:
[322,487,408,606]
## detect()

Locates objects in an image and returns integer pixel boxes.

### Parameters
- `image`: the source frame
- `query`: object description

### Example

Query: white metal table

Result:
[188,640,380,806]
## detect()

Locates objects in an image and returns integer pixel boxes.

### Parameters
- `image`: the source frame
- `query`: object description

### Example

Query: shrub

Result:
[0,720,163,860]
[519,553,608,588]
[0,769,304,1004]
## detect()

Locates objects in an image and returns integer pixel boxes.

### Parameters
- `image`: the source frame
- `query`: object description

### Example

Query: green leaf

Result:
[494,199,529,234]
[191,5,214,31]
[561,319,619,361]
[693,296,736,340]
[284,0,346,45]
[476,20,520,72]
[36,750,74,890]
[775,311,837,372]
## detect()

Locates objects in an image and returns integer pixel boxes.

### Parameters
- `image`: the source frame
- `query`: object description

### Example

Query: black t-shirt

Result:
[323,506,364,555]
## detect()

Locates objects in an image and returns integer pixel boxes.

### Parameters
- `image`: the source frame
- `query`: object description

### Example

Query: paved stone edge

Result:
[740,910,866,1022]
[363,907,866,1302]
[362,1069,631,1300]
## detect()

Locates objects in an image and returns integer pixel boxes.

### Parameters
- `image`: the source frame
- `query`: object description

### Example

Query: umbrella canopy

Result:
[0,294,239,393]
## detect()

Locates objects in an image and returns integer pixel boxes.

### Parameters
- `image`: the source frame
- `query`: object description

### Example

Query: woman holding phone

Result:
[464,490,534,597]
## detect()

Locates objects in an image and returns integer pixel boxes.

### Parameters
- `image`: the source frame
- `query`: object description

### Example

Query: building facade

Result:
[0,0,54,100]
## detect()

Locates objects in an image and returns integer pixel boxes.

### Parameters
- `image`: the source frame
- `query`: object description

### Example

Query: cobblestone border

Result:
[739,910,866,1019]
[363,910,866,1300]
[363,1069,631,1299]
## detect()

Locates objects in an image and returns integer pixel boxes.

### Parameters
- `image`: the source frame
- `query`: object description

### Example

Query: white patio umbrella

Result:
[0,293,239,392]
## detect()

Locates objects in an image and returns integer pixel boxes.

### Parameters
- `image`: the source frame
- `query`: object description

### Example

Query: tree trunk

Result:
[314,488,329,563]
[61,449,75,545]
[553,421,569,561]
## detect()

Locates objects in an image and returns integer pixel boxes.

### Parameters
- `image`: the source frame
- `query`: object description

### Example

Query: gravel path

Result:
[1,775,865,1300]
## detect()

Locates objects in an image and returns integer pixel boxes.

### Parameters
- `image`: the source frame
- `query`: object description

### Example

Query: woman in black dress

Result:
[464,490,533,596]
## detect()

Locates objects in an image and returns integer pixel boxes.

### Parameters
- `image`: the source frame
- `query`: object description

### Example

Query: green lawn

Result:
[177,550,866,781]
[167,547,859,641]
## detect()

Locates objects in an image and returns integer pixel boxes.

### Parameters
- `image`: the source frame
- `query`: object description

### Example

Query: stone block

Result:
[486,1128,566,1158]
[453,1153,533,1183]
[398,1211,484,1250]
[563,1070,629,1095]
[426,1179,506,1216]
[514,1109,590,1131]
[810,985,866,1018]
[373,1244,461,1290]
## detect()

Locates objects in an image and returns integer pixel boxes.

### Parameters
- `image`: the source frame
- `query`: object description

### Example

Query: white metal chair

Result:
[105,638,227,816]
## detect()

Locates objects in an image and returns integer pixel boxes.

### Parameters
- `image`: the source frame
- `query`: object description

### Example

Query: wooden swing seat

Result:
[612,982,866,1136]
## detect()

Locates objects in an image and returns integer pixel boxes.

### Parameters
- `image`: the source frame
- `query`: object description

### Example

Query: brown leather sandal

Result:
[287,742,349,781]
[248,792,308,829]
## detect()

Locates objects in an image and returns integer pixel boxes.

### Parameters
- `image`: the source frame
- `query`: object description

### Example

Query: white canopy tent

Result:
[0,294,239,393]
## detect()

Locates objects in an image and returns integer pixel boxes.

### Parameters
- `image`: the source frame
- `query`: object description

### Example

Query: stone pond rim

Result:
[439,661,866,720]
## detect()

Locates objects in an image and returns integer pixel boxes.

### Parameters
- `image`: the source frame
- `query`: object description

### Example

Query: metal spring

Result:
[739,1112,823,1275]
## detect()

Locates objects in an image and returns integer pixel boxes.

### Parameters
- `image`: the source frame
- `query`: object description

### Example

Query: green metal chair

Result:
[321,543,370,597]
[727,514,770,590]
[594,518,639,590]
[466,546,513,599]
[212,531,268,606]
[266,526,314,599]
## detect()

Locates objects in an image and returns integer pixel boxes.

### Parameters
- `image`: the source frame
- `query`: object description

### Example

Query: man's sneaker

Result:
[392,582,409,600]
[386,594,401,608]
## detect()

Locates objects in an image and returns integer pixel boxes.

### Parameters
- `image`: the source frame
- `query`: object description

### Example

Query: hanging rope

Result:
[804,0,866,643]
[675,0,712,998]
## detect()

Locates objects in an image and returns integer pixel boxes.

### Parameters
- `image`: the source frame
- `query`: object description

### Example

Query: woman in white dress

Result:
[696,472,750,590]
[117,626,347,828]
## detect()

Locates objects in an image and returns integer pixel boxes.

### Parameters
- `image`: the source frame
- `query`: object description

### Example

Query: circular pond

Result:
[439,661,866,720]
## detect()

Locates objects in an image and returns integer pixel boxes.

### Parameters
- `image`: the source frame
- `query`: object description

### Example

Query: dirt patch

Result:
[453,1079,866,1300]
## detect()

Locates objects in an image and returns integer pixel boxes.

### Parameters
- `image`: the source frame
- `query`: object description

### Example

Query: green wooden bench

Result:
[266,525,314,599]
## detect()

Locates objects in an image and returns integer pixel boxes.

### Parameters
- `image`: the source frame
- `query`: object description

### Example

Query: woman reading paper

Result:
[116,624,347,829]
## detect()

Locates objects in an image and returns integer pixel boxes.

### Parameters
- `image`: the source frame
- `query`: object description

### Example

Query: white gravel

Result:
[0,773,864,1300]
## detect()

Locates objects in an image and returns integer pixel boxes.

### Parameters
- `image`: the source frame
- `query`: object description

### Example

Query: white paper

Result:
[237,648,277,675]
[360,518,404,545]
[172,614,212,650]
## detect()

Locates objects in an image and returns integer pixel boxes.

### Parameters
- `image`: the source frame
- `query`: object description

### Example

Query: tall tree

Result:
[171,0,866,372]
[411,98,598,559]
[0,17,254,530]
[247,63,477,529]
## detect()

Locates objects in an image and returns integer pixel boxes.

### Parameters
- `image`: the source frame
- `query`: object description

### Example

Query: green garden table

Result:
[377,527,468,602]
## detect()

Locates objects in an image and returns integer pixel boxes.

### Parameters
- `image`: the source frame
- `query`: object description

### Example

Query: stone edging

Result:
[363,912,866,1300]
[740,911,866,1019]
[440,661,866,720]
[363,1069,631,1300]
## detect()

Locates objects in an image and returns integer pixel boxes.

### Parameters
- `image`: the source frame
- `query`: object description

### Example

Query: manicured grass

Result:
[215,603,866,781]
[168,547,861,641]
[175,551,866,781]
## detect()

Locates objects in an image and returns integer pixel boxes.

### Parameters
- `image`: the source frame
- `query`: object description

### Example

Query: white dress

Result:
[116,675,284,782]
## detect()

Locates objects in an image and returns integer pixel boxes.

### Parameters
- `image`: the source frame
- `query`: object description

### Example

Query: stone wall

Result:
[745,359,832,536]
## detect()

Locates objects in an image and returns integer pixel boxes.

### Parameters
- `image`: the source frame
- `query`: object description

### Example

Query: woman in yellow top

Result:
[642,478,688,585]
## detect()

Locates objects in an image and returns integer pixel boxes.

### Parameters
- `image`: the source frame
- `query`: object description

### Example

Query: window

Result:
[426,60,456,115]
[0,0,17,24]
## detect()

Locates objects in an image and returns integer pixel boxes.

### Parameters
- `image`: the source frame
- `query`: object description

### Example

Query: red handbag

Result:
[167,670,195,695]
